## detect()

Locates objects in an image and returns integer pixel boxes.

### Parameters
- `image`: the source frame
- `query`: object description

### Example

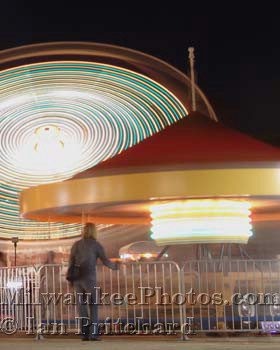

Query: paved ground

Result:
[1,337,280,350]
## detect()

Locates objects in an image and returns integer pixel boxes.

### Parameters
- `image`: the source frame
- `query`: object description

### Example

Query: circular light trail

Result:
[0,60,187,239]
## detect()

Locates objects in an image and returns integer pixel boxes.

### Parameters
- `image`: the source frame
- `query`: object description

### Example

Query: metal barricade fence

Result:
[1,259,280,336]
[0,265,37,332]
[182,259,280,333]
[36,261,183,335]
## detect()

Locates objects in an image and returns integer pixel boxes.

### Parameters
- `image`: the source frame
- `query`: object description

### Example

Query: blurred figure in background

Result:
[0,251,7,267]
[45,250,56,264]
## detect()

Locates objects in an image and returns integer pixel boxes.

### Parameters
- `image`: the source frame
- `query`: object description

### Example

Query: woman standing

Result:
[68,223,118,341]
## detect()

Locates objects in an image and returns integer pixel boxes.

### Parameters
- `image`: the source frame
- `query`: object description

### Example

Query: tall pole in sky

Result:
[188,47,197,112]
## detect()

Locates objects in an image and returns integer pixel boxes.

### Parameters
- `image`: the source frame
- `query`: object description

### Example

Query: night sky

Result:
[1,6,279,145]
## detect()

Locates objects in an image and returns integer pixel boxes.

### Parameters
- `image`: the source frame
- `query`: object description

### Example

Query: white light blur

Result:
[7,280,23,289]
[150,199,253,245]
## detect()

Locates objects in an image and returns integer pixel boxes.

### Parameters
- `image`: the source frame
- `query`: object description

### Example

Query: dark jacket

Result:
[69,238,117,283]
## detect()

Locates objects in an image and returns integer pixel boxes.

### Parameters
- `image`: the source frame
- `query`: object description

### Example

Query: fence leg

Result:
[179,268,190,341]
[35,332,45,340]
[34,269,44,341]
[180,330,190,341]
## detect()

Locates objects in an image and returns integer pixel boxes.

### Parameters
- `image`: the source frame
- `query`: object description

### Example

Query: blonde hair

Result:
[82,223,97,239]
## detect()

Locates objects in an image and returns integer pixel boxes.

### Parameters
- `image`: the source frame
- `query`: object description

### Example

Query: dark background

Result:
[0,5,279,145]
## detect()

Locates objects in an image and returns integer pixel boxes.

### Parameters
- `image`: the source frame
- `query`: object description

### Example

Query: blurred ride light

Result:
[150,199,252,245]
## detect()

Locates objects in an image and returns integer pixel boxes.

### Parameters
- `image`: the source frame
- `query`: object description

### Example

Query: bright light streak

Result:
[150,199,253,245]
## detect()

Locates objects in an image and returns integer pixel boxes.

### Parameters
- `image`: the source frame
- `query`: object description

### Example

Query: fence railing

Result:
[36,261,183,335]
[1,259,280,337]
[0,266,37,333]
[182,259,280,333]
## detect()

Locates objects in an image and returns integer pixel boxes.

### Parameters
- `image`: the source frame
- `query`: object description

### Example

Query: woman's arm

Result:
[97,242,118,270]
